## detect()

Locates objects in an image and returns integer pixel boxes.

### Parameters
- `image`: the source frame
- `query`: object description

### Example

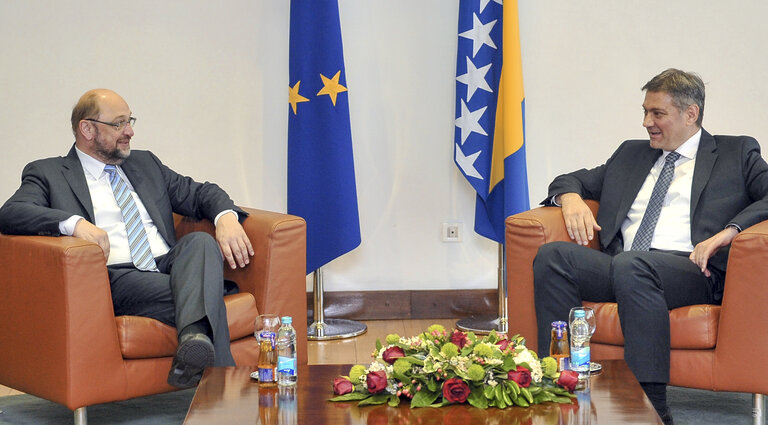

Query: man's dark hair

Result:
[643,68,705,127]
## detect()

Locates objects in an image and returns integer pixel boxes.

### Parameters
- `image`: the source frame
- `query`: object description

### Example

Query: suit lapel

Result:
[613,147,661,232]
[121,157,172,243]
[62,146,95,222]
[691,130,717,220]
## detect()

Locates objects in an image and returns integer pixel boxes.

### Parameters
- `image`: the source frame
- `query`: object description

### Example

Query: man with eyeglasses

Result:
[0,88,254,389]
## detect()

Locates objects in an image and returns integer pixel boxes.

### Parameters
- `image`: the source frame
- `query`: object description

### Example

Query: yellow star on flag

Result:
[289,81,310,114]
[317,70,348,106]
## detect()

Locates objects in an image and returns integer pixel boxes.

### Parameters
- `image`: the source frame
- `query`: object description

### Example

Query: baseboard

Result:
[306,289,498,320]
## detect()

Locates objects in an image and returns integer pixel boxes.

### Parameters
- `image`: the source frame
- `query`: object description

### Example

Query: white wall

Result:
[2,1,767,292]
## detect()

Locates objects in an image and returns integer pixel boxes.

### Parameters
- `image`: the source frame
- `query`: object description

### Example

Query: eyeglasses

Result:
[85,116,136,131]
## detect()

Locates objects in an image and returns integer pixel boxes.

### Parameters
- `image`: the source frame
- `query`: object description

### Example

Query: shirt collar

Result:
[669,128,702,161]
[74,145,112,180]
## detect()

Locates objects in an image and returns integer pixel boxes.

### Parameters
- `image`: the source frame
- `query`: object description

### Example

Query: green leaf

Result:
[403,355,424,366]
[502,356,517,372]
[426,378,438,392]
[375,339,383,351]
[328,392,371,402]
[387,394,401,407]
[552,395,575,404]
[483,385,494,399]
[467,387,488,409]
[520,387,534,404]
[411,389,440,408]
[358,393,390,406]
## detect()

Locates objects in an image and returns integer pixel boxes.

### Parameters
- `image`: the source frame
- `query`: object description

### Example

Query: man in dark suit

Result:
[533,69,768,424]
[0,89,255,389]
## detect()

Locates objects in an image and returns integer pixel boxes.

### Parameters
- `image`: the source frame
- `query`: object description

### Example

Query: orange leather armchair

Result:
[0,207,307,424]
[506,201,767,417]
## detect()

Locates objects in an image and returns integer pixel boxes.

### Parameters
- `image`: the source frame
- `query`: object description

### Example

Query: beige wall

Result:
[1,1,767,292]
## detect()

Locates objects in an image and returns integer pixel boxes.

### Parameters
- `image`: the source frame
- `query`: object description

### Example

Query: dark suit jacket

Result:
[542,130,768,274]
[0,145,246,246]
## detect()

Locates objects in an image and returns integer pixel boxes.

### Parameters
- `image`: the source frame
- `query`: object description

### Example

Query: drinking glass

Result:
[255,314,281,341]
[569,307,600,374]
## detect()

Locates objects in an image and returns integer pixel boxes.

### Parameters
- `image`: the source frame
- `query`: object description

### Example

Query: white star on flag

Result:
[458,13,497,57]
[456,56,493,102]
[479,0,503,14]
[455,99,488,144]
[455,145,484,179]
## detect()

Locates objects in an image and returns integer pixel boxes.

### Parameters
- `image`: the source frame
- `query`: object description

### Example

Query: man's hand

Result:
[559,193,602,246]
[689,227,739,277]
[215,212,254,269]
[73,218,110,260]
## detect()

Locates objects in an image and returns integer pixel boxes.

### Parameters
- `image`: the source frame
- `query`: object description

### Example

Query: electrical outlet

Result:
[442,222,462,242]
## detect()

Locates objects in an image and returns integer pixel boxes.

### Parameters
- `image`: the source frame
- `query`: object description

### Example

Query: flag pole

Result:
[455,242,508,335]
[307,266,367,341]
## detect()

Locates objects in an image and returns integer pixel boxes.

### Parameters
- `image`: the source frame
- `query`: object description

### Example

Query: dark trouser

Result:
[108,232,235,366]
[533,241,720,383]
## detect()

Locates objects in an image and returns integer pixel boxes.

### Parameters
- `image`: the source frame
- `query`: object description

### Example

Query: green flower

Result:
[472,342,495,358]
[393,358,412,375]
[540,357,558,377]
[441,342,459,359]
[386,334,401,345]
[427,324,446,335]
[466,364,485,381]
[349,364,367,383]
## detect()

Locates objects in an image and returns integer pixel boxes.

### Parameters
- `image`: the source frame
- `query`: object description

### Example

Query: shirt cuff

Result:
[60,215,84,236]
[725,223,742,232]
[214,209,238,226]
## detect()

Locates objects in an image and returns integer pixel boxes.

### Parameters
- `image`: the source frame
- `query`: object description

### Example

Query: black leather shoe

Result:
[659,407,674,425]
[167,333,215,388]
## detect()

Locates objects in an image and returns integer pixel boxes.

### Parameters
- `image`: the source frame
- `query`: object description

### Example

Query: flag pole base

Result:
[457,243,508,336]
[456,316,507,335]
[307,318,367,341]
[307,267,367,341]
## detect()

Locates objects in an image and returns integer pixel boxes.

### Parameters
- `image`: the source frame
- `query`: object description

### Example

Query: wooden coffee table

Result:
[183,359,662,424]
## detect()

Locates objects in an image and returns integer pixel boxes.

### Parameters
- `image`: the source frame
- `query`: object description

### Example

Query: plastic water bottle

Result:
[276,316,298,387]
[570,309,591,375]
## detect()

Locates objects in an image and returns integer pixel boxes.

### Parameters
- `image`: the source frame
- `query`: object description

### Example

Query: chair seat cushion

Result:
[584,302,720,350]
[116,293,259,359]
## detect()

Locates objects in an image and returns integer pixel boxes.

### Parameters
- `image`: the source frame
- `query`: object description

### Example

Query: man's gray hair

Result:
[642,68,705,127]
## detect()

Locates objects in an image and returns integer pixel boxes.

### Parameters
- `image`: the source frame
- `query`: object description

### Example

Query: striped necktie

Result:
[103,165,158,271]
[631,151,681,251]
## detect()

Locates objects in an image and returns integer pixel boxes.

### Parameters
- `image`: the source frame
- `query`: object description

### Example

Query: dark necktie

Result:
[104,165,158,271]
[631,151,681,251]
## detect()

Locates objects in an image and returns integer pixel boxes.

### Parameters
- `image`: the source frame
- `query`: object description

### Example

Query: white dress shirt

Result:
[621,129,702,252]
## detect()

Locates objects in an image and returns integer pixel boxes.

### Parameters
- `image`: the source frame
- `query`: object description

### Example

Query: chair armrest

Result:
[174,207,308,364]
[0,235,127,409]
[714,219,768,394]
[505,201,599,352]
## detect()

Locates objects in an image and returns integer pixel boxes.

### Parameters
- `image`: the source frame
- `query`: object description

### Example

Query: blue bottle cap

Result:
[574,310,586,318]
[551,320,567,328]
[281,316,292,324]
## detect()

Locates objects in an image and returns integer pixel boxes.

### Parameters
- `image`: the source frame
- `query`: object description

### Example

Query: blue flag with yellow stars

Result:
[454,0,530,243]
[288,0,361,274]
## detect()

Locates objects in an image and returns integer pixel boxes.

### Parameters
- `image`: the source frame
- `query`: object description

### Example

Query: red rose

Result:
[333,377,354,395]
[495,338,511,351]
[450,330,469,349]
[507,366,532,388]
[366,370,388,394]
[442,378,470,404]
[557,370,579,392]
[382,346,405,364]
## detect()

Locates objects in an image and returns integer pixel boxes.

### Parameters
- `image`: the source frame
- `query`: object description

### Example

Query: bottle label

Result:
[571,346,590,371]
[277,356,296,374]
[258,367,275,382]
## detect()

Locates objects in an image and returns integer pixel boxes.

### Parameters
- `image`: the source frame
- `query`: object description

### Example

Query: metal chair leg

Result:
[74,406,87,425]
[755,393,765,425]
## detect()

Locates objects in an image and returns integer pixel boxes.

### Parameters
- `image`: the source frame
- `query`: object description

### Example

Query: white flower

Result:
[514,349,543,382]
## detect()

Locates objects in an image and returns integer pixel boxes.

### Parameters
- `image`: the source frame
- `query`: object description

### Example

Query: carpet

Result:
[0,386,761,424]
[0,389,194,425]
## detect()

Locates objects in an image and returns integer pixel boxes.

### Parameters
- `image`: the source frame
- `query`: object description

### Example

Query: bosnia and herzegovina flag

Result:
[454,0,530,243]
[287,0,361,274]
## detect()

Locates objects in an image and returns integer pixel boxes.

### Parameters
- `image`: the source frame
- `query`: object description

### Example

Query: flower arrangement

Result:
[330,325,579,409]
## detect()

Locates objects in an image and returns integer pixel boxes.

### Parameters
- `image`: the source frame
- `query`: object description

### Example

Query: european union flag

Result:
[454,0,530,243]
[288,0,361,274]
